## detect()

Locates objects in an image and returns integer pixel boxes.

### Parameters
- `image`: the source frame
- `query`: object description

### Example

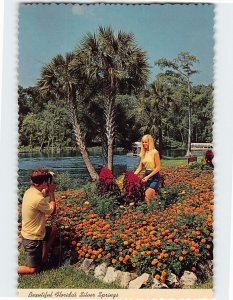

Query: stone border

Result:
[76,258,213,289]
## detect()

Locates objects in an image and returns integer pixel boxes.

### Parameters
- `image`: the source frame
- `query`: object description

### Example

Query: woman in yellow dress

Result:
[134,134,161,204]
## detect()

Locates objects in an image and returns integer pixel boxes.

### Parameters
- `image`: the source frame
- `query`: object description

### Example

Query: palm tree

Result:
[136,74,175,156]
[37,53,99,181]
[75,26,149,170]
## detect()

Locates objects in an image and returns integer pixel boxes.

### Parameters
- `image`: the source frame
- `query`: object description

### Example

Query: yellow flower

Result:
[179,256,184,261]
[112,259,117,264]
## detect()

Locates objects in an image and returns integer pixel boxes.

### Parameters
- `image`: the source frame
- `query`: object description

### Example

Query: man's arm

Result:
[48,183,56,215]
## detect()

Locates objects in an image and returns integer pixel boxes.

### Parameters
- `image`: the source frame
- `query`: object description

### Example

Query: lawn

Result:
[18,265,120,289]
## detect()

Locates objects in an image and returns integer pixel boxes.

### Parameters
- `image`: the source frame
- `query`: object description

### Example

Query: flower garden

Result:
[26,162,213,286]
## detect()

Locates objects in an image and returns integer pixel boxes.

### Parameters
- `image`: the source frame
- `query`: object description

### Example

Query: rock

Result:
[166,273,180,288]
[206,260,214,277]
[94,263,108,280]
[118,272,138,288]
[80,259,95,274]
[103,267,122,284]
[207,260,213,271]
[151,278,168,289]
[128,273,151,289]
[197,264,212,281]
[196,260,213,282]
[180,271,198,288]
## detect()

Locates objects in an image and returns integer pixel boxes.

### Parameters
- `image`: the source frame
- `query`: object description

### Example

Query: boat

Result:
[126,142,141,157]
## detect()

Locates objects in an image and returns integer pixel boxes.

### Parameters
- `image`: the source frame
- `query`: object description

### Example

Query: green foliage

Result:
[55,172,83,191]
[18,186,26,204]
[89,193,121,219]
[189,161,213,171]
[157,186,182,208]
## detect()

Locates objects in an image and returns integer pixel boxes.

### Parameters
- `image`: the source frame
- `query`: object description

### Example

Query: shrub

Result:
[97,168,121,198]
[18,186,26,204]
[157,186,182,208]
[189,161,203,169]
[189,161,214,171]
[55,172,82,191]
[89,193,122,218]
[122,172,145,205]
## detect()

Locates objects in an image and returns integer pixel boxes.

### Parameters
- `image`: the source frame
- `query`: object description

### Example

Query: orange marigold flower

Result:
[151,259,158,265]
[179,256,184,261]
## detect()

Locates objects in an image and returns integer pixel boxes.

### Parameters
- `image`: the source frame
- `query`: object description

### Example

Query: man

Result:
[18,169,57,275]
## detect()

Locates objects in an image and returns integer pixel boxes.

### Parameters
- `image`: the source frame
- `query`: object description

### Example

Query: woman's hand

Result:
[142,176,149,182]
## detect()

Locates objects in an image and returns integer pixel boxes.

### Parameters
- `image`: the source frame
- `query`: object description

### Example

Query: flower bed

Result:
[44,165,213,284]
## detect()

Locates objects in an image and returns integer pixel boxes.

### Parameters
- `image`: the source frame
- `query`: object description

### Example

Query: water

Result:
[18,148,203,187]
[18,152,140,187]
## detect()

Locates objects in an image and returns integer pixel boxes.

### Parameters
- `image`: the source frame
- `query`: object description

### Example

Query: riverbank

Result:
[18,146,127,155]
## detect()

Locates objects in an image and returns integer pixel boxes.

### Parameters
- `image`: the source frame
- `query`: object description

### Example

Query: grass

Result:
[161,156,203,168]
[193,279,213,289]
[18,265,121,289]
[18,251,120,289]
[161,158,186,168]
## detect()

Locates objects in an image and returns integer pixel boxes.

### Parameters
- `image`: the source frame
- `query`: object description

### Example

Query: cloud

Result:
[71,5,86,16]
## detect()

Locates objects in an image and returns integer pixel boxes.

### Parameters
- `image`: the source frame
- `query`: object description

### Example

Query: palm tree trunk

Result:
[101,131,108,167]
[67,99,99,181]
[104,96,116,171]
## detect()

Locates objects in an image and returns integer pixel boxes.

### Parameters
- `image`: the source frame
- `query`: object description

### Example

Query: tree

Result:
[76,26,149,170]
[191,84,213,143]
[37,53,99,180]
[155,52,199,156]
[135,74,175,156]
[18,86,44,128]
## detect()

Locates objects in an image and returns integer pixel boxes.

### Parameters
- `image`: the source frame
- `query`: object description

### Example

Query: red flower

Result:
[99,168,114,184]
[123,172,145,204]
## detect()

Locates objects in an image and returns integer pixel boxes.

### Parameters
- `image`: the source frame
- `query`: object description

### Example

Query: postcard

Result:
[1,1,233,299]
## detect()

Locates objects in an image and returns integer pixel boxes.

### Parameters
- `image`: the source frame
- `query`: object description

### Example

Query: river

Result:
[18,152,140,187]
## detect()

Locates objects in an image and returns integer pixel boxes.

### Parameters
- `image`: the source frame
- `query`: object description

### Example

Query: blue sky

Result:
[19,3,214,87]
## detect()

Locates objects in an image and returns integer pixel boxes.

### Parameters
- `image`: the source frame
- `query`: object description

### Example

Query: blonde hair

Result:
[139,134,155,158]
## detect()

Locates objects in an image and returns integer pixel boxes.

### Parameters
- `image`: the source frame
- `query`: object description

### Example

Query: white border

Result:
[1,1,233,299]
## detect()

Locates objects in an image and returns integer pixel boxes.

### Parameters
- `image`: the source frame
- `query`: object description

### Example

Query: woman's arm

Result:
[134,160,143,175]
[142,150,161,181]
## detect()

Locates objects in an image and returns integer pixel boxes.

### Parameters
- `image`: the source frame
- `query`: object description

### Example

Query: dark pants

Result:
[22,226,51,268]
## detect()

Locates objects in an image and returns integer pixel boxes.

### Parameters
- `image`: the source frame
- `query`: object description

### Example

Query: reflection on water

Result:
[18,152,140,187]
